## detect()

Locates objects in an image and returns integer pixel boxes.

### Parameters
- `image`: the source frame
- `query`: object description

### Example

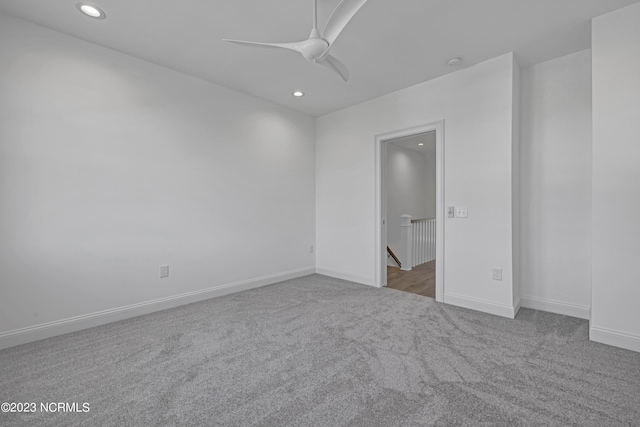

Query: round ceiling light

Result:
[447,57,462,67]
[292,91,305,97]
[77,3,106,19]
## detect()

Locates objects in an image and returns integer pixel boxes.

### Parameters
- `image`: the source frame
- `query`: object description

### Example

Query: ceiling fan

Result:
[223,0,369,82]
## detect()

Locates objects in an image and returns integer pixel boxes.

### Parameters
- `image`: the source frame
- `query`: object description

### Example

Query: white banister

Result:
[410,218,437,267]
[399,215,436,270]
[400,214,413,271]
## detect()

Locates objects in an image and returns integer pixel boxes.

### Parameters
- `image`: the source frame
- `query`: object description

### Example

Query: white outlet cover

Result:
[492,268,502,281]
[456,207,468,218]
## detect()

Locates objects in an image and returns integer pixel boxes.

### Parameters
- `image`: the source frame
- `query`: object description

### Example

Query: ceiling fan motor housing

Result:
[300,38,330,61]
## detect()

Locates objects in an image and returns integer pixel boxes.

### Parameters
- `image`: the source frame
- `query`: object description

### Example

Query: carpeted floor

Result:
[1,274,639,426]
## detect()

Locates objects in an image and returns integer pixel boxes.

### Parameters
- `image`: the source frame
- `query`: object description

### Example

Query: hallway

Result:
[386,261,435,298]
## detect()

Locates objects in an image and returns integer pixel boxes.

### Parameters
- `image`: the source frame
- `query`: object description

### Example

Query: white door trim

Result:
[374,121,445,302]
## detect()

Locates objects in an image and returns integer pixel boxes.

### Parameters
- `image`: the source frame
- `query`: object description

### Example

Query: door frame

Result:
[374,121,445,302]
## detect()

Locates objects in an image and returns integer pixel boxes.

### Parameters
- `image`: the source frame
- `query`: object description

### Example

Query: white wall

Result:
[519,50,592,319]
[0,14,316,349]
[316,53,519,318]
[385,144,435,266]
[591,2,640,352]
[424,153,437,220]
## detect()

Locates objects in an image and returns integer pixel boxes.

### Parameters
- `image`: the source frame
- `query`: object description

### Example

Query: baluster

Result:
[430,220,434,261]
[418,221,422,265]
[427,220,431,262]
[416,222,419,267]
[421,220,425,265]
[432,220,436,261]
[419,221,423,265]
[412,222,416,267]
[416,220,419,268]
[428,220,432,262]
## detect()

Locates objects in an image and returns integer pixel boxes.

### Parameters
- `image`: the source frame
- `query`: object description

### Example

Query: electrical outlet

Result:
[492,268,502,281]
[160,265,169,278]
[456,207,468,218]
[309,245,314,254]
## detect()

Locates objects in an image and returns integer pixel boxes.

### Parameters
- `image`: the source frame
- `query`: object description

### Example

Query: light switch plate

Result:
[492,268,503,281]
[160,265,169,278]
[447,206,455,218]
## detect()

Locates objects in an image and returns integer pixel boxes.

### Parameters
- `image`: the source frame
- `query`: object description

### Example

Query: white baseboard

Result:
[315,267,376,287]
[590,326,640,353]
[520,295,590,320]
[0,267,315,351]
[444,293,517,319]
[513,297,521,318]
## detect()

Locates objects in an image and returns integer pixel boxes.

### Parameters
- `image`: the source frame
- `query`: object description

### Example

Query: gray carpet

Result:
[1,274,639,426]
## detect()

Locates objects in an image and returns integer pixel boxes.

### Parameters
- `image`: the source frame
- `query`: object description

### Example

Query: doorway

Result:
[374,121,444,302]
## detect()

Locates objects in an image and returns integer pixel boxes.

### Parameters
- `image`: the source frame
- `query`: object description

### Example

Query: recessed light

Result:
[77,3,106,19]
[447,57,462,67]
[292,91,305,97]
[418,143,425,146]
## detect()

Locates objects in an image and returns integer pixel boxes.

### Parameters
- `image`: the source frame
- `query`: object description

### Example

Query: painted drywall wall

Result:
[0,14,316,348]
[424,153,437,220]
[316,53,519,317]
[385,144,435,266]
[591,2,640,352]
[519,50,592,319]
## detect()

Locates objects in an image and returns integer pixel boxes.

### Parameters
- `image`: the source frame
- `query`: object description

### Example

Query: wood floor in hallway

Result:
[386,261,435,298]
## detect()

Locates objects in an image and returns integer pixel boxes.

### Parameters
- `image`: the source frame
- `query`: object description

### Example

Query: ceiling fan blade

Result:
[223,39,304,53]
[318,55,350,81]
[322,0,369,46]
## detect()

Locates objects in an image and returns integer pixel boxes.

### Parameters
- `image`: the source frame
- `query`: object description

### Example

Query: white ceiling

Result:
[1,0,638,116]
[390,132,436,157]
